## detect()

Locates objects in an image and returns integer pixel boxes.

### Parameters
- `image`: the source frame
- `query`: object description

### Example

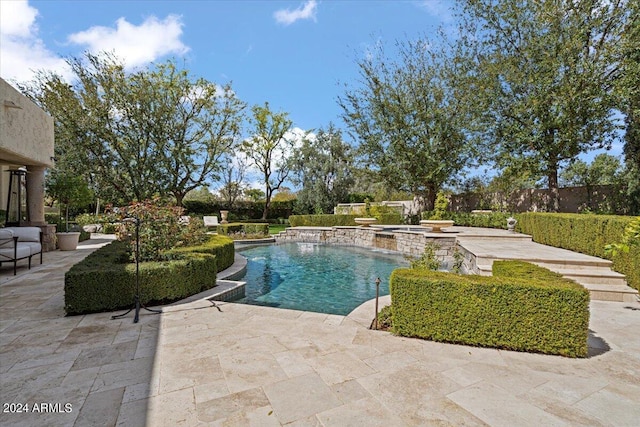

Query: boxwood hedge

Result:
[517,213,639,291]
[390,261,590,357]
[289,213,403,227]
[64,235,235,315]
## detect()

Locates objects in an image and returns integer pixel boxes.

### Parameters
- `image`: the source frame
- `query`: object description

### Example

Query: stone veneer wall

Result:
[275,226,458,266]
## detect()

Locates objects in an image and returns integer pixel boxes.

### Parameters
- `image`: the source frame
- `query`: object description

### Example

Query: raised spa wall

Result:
[275,226,461,268]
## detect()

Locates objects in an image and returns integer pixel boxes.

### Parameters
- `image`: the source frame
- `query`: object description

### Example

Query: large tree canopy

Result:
[460,0,628,211]
[339,37,475,210]
[20,52,245,206]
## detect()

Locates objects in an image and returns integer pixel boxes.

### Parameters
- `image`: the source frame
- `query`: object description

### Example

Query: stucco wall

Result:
[0,78,54,168]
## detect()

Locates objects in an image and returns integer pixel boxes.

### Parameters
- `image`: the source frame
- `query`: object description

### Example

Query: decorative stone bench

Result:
[0,227,43,275]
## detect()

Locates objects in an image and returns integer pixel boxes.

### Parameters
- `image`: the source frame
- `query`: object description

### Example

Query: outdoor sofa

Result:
[0,226,43,275]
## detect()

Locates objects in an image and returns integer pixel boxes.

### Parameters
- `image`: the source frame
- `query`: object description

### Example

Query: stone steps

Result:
[472,256,638,303]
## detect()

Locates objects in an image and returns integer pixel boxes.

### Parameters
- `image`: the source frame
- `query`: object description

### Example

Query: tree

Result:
[217,154,248,208]
[46,169,94,232]
[339,36,475,210]
[559,154,622,188]
[617,1,640,213]
[241,102,295,219]
[20,52,245,206]
[459,0,628,211]
[291,124,355,214]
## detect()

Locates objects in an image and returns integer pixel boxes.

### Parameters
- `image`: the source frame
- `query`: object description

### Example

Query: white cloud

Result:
[0,0,69,83]
[274,0,318,26]
[416,0,454,22]
[0,1,190,86]
[67,15,189,69]
[0,0,38,37]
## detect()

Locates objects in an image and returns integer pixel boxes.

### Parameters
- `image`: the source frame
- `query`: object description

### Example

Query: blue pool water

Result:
[236,243,409,315]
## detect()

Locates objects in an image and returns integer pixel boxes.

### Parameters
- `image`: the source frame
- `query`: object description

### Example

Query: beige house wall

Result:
[1,78,56,250]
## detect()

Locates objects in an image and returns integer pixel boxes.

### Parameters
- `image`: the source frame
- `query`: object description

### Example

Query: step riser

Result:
[565,276,627,287]
[589,290,639,303]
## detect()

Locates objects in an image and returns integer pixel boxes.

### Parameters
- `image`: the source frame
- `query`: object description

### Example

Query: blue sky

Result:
[0,0,623,189]
[1,0,452,134]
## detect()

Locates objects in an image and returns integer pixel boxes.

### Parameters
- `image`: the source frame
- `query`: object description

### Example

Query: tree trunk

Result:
[547,164,560,212]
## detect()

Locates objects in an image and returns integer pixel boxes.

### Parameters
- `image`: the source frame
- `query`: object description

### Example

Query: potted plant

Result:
[46,169,93,250]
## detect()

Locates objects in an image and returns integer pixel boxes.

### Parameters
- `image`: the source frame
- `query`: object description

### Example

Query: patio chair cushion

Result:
[0,229,14,247]
[0,246,30,262]
[8,227,41,243]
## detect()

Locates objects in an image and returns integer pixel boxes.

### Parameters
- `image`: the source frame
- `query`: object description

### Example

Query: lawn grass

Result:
[269,224,288,235]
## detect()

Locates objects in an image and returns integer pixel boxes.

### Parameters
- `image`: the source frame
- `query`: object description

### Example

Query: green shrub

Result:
[64,235,233,315]
[390,262,589,357]
[166,234,235,272]
[517,213,639,291]
[288,214,404,227]
[217,222,269,238]
[289,214,359,227]
[421,211,512,229]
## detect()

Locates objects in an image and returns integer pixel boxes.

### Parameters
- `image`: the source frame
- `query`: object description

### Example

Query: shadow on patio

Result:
[0,235,160,426]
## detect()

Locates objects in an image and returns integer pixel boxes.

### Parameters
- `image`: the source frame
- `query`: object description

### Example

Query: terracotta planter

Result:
[56,232,80,251]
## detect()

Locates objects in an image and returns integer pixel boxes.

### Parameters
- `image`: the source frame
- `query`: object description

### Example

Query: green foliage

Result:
[64,239,219,315]
[430,191,450,220]
[111,198,209,262]
[560,154,623,188]
[288,214,404,227]
[605,217,640,255]
[182,199,294,220]
[46,169,94,232]
[517,213,640,291]
[165,234,235,272]
[291,124,355,215]
[241,102,295,219]
[289,215,359,227]
[21,52,245,206]
[348,193,375,204]
[408,242,441,271]
[460,0,627,211]
[390,263,589,357]
[217,223,270,239]
[422,211,512,229]
[339,36,474,210]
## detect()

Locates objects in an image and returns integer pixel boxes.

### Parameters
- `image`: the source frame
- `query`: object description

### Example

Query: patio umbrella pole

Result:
[111,217,162,323]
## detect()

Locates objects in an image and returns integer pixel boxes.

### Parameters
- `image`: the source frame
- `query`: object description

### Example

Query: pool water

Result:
[236,243,409,315]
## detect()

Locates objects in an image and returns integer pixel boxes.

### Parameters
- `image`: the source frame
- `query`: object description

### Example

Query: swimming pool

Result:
[236,243,409,315]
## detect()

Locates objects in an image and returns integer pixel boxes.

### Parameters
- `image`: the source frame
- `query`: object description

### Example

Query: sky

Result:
[1,0,452,134]
[0,0,624,190]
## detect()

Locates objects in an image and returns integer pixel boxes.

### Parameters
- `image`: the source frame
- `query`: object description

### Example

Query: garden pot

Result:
[56,232,80,251]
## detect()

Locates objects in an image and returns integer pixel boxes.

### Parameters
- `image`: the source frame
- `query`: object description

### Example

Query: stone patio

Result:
[1,234,639,426]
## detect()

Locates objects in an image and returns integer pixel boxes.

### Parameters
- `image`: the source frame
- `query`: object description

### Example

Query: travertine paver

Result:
[0,234,639,426]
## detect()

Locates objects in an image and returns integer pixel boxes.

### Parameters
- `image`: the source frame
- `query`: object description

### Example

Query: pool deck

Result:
[1,233,639,426]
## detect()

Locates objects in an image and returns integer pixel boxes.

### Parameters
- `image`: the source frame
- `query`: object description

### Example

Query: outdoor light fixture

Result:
[3,100,22,109]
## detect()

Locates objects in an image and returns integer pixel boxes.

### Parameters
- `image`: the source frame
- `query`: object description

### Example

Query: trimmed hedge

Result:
[422,210,512,229]
[390,261,590,357]
[216,222,269,237]
[517,213,639,291]
[64,235,235,315]
[289,213,403,227]
[166,234,235,272]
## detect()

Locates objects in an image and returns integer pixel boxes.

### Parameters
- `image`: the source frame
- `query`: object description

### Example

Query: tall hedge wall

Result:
[183,199,294,219]
[517,213,639,291]
[390,262,590,357]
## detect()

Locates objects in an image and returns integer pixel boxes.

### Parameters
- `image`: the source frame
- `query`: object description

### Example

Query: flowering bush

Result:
[108,198,209,262]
